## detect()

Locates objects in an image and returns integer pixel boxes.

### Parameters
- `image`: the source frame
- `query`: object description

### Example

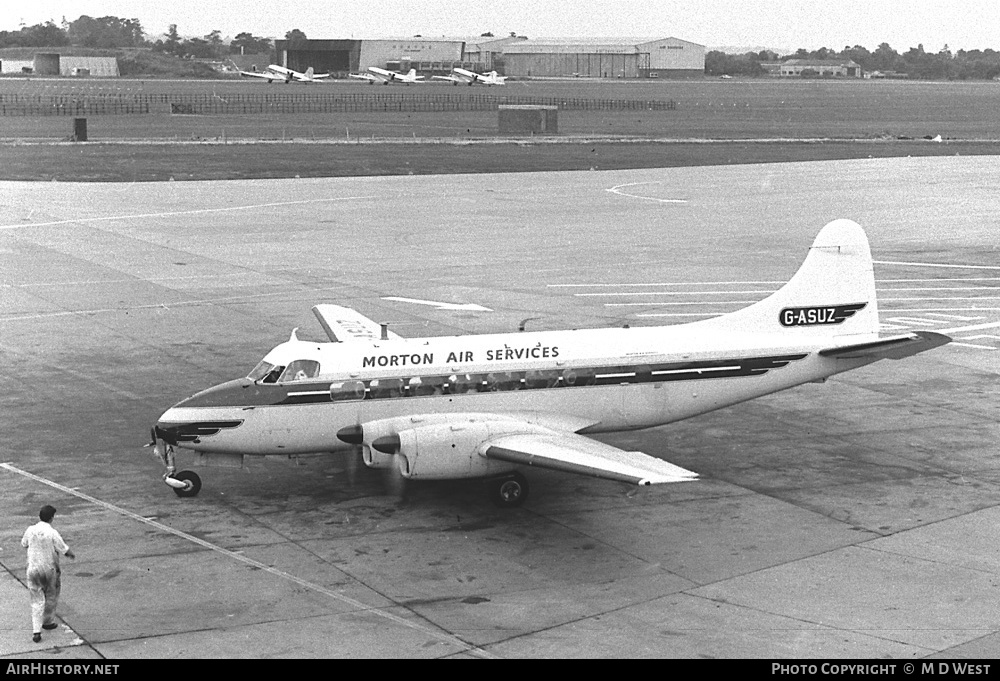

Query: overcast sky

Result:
[5,1,998,53]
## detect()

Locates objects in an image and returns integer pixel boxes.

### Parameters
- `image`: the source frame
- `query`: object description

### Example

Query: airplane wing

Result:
[432,75,462,83]
[349,73,379,82]
[819,331,951,360]
[483,431,698,486]
[240,70,279,80]
[312,304,402,342]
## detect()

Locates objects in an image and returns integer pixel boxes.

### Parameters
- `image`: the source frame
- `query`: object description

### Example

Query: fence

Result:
[0,92,676,116]
[0,95,150,115]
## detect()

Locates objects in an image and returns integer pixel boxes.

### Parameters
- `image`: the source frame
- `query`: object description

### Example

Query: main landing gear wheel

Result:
[171,470,202,498]
[490,471,529,508]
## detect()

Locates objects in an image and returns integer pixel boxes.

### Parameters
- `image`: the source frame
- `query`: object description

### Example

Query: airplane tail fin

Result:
[697,219,879,340]
[304,67,314,78]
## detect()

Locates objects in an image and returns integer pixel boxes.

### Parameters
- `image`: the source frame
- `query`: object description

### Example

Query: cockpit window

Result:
[248,361,285,384]
[278,359,321,383]
[248,360,274,381]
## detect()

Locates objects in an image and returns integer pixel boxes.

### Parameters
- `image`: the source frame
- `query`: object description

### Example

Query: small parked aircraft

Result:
[150,220,950,506]
[239,64,331,83]
[349,66,424,85]
[433,67,507,86]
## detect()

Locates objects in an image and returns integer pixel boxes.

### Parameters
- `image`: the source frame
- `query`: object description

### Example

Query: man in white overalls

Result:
[21,505,75,643]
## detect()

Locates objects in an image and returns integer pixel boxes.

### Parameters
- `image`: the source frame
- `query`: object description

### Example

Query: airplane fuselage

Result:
[155,325,871,460]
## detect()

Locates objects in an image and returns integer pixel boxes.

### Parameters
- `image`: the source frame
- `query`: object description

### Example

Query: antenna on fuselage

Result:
[519,317,541,332]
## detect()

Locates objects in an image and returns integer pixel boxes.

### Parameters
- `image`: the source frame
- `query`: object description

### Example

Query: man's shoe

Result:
[42,623,58,630]
[32,633,41,643]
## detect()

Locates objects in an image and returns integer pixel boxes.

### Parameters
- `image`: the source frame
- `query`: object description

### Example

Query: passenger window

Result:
[448,373,484,394]
[486,372,523,391]
[369,378,404,399]
[562,368,596,387]
[330,380,366,402]
[409,376,444,396]
[524,370,559,389]
[279,360,321,382]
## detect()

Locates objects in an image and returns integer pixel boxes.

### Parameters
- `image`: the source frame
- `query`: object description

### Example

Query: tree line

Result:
[5,16,1000,80]
[0,15,285,60]
[707,44,1000,80]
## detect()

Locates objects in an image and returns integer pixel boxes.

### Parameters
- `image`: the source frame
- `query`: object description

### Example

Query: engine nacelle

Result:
[394,422,519,480]
[361,444,396,469]
[346,414,565,480]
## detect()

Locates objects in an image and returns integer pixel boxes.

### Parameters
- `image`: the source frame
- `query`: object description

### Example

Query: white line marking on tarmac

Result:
[576,290,776,297]
[549,281,783,287]
[606,182,687,204]
[550,278,1000,288]
[881,308,1000,313]
[875,260,1000,270]
[938,321,1000,334]
[0,462,497,660]
[0,196,374,231]
[576,287,997,297]
[604,301,760,307]
[923,313,985,320]
[950,342,999,350]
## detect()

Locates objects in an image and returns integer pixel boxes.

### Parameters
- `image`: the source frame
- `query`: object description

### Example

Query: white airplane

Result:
[433,68,507,86]
[150,220,950,506]
[239,64,331,84]
[349,66,424,85]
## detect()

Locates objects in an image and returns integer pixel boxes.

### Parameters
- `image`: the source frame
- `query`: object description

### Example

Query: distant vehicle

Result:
[150,220,950,506]
[240,65,331,84]
[719,74,733,79]
[349,67,425,85]
[433,67,507,86]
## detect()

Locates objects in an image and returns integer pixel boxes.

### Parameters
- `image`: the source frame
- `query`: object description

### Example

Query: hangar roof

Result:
[504,37,704,53]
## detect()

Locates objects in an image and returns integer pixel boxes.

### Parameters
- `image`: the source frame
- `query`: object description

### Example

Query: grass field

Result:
[2,76,999,180]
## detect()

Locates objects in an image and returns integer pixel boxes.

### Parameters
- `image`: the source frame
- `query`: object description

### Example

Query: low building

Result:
[0,54,119,77]
[57,56,120,77]
[778,59,862,77]
[0,59,35,74]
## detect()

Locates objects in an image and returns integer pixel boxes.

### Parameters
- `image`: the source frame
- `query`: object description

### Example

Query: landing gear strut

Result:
[489,471,529,508]
[150,428,203,498]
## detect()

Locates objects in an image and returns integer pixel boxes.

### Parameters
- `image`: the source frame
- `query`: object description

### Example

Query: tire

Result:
[172,470,202,498]
[490,471,529,507]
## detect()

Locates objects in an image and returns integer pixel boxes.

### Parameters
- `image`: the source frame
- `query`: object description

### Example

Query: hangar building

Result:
[275,35,703,78]
[501,37,705,78]
[275,36,523,77]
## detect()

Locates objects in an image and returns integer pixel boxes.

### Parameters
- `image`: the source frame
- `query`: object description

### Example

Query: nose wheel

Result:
[489,471,529,507]
[168,470,202,498]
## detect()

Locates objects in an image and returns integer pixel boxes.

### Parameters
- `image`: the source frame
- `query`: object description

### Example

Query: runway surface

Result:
[1,157,999,658]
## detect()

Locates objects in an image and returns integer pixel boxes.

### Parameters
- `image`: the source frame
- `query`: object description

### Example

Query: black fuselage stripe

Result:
[273,354,809,406]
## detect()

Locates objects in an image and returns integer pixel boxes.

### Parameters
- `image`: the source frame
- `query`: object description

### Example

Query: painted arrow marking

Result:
[382,297,493,312]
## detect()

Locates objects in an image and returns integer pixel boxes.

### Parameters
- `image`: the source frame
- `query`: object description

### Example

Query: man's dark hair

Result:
[39,505,56,523]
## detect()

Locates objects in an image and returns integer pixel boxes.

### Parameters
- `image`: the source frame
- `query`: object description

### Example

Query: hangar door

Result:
[276,40,360,76]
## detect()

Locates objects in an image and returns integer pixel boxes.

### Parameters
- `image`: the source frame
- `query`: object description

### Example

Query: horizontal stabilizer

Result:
[484,432,698,486]
[819,331,951,360]
[312,304,401,343]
